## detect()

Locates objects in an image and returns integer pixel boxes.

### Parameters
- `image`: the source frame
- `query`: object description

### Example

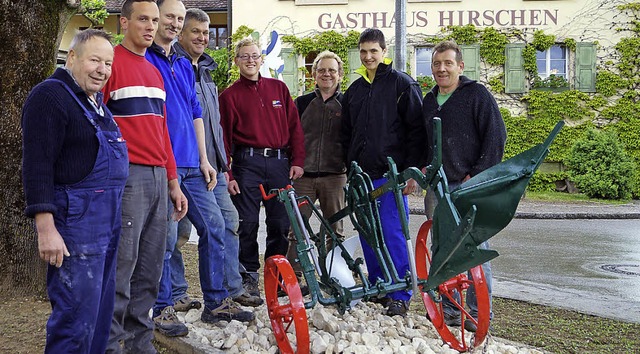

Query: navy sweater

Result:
[22,68,119,217]
[422,76,506,183]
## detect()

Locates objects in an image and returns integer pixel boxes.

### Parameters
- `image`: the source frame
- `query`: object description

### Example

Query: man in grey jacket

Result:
[171,7,263,309]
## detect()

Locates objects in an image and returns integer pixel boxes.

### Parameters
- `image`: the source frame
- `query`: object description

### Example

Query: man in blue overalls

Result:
[22,29,128,353]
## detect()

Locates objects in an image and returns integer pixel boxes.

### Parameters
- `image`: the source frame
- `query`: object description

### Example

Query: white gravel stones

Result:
[174,300,546,353]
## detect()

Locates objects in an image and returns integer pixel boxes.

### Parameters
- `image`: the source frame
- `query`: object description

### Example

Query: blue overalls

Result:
[45,79,129,354]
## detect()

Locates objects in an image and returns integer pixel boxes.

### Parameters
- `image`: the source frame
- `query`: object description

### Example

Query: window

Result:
[208,26,228,50]
[304,52,318,92]
[536,45,567,78]
[415,47,433,78]
[505,42,595,93]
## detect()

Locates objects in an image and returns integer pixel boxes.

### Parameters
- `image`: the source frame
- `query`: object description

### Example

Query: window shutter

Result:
[461,44,480,81]
[504,43,526,93]
[347,47,361,88]
[280,48,299,96]
[575,42,596,92]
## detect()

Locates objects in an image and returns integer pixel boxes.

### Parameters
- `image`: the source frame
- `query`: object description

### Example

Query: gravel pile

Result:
[174,300,546,354]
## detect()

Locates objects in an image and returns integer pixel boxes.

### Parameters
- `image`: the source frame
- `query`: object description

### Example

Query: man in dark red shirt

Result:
[219,38,305,297]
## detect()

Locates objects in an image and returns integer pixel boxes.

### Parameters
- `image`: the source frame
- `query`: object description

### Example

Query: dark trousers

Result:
[107,165,167,354]
[231,150,291,274]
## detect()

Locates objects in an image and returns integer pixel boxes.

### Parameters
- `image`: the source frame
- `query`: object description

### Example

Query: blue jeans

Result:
[424,183,493,318]
[171,171,244,300]
[155,167,228,313]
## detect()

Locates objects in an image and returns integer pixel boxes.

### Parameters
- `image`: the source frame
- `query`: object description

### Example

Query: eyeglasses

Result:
[237,53,262,61]
[316,68,338,75]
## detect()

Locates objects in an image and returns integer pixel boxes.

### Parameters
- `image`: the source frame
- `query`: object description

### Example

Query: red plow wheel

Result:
[264,255,310,354]
[415,221,491,352]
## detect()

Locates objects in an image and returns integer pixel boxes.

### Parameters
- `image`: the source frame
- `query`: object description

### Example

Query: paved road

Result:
[491,218,640,324]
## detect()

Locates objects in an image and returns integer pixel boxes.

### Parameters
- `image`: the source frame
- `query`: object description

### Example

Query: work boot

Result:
[386,299,409,316]
[242,273,260,297]
[233,292,264,307]
[173,295,202,312]
[444,313,461,327]
[463,318,478,332]
[153,306,188,337]
[201,297,255,323]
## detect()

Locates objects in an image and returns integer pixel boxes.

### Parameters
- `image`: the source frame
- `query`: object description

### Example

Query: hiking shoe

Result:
[201,297,255,323]
[444,313,461,327]
[386,299,409,316]
[242,274,260,297]
[153,306,188,337]
[173,295,202,312]
[369,296,392,308]
[233,292,264,307]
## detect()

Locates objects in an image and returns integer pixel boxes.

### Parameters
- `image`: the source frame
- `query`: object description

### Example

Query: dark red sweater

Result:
[219,75,305,179]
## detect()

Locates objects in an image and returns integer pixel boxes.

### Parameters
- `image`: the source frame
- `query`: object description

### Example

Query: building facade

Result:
[231,0,632,117]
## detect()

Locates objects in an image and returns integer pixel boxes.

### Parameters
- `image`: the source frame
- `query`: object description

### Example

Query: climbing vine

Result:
[444,24,478,45]
[488,74,505,93]
[522,30,557,75]
[479,27,508,66]
[282,30,360,91]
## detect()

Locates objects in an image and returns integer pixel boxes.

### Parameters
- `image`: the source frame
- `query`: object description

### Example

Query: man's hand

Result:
[289,166,304,180]
[228,180,240,195]
[403,178,417,196]
[35,213,70,268]
[200,161,217,191]
[224,172,230,185]
[169,179,188,221]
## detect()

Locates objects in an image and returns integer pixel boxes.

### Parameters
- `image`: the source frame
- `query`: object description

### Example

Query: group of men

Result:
[21,0,506,350]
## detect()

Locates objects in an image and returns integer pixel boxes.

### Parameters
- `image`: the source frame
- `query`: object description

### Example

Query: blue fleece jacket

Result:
[146,43,203,168]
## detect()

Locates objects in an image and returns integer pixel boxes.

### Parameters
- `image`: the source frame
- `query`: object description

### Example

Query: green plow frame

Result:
[422,119,565,290]
[264,118,564,311]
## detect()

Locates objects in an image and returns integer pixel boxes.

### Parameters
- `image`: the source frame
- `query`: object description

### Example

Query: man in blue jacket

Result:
[171,7,264,310]
[341,28,426,316]
[146,0,253,337]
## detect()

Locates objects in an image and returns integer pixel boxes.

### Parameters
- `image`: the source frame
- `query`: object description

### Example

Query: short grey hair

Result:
[185,8,209,25]
[68,29,113,58]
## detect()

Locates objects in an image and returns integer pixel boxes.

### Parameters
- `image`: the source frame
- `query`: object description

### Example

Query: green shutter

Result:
[347,47,361,88]
[575,42,596,92]
[461,44,480,81]
[280,48,299,96]
[504,43,526,93]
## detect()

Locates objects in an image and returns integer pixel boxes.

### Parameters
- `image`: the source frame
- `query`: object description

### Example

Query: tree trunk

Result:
[0,0,76,297]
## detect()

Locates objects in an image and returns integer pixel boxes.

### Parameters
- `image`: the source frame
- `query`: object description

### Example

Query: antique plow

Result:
[262,119,564,353]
